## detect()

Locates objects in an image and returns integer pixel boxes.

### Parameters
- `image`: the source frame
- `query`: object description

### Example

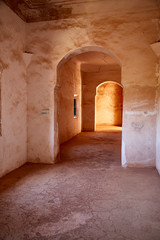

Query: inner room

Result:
[95,81,123,131]
[56,46,123,164]
[57,48,123,165]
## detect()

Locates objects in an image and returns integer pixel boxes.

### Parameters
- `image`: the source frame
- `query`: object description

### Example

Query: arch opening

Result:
[95,81,123,131]
[54,46,122,163]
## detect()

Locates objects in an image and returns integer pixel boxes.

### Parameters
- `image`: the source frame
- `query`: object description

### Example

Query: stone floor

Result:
[0,129,160,240]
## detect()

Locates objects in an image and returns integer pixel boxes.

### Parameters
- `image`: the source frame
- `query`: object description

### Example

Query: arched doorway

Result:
[54,46,122,162]
[95,81,123,131]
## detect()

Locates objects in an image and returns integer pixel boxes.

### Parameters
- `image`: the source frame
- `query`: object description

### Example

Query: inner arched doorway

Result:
[95,81,123,131]
[54,46,122,162]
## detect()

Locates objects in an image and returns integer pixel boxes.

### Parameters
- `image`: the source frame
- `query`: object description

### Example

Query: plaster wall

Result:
[96,82,123,128]
[58,58,81,144]
[154,39,160,175]
[156,85,160,174]
[82,66,121,131]
[26,0,159,166]
[0,2,27,177]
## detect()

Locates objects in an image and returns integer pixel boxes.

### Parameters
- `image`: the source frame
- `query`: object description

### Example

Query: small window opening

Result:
[74,94,78,118]
[74,98,77,116]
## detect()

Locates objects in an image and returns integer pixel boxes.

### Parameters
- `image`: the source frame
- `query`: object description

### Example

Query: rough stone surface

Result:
[0,128,160,239]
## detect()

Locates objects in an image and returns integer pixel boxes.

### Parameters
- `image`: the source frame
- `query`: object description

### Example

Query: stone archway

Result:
[54,46,122,161]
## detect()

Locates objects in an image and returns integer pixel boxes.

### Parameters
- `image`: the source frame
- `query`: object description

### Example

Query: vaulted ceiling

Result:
[3,0,99,22]
[3,0,160,23]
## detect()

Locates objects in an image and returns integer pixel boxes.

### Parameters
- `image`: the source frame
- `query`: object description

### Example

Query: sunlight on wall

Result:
[95,81,123,131]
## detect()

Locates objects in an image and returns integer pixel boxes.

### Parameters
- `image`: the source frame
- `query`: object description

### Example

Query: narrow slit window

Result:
[74,98,77,117]
[74,94,78,118]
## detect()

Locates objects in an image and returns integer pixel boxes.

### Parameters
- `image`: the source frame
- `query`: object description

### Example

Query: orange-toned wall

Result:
[96,82,123,128]
[58,58,81,144]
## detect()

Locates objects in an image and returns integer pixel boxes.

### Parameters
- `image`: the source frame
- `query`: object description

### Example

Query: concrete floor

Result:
[0,129,160,240]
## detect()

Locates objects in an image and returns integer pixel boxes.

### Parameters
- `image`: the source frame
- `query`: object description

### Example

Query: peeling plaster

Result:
[125,110,157,116]
[131,122,144,131]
